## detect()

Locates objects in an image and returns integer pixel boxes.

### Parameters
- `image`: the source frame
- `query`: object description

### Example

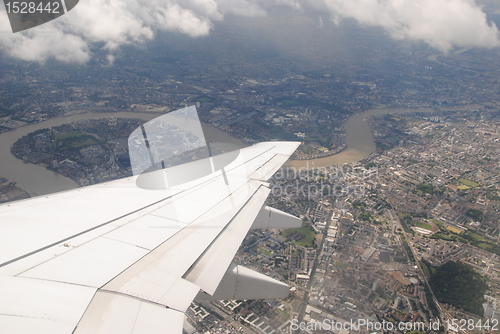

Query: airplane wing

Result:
[0,136,302,333]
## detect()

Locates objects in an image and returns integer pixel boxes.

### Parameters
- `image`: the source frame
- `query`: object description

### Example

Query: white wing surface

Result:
[0,140,301,334]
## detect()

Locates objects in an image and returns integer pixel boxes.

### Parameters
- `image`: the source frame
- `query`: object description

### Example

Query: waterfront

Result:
[0,111,243,196]
[0,104,483,196]
[287,104,483,169]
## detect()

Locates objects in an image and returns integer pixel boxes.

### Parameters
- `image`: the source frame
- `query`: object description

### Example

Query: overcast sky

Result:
[0,0,499,63]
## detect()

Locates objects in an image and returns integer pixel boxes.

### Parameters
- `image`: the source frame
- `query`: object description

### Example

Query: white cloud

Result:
[0,11,91,63]
[322,0,500,52]
[0,0,218,63]
[0,0,498,63]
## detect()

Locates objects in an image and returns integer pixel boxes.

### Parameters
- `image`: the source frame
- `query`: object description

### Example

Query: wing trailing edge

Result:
[194,263,289,301]
[251,205,302,229]
[192,204,300,301]
[0,131,302,334]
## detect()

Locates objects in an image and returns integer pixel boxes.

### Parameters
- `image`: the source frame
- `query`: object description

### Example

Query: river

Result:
[1,104,483,196]
[0,111,244,196]
[286,104,483,169]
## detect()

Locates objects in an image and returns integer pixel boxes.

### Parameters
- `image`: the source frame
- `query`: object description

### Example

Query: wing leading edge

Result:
[0,140,301,334]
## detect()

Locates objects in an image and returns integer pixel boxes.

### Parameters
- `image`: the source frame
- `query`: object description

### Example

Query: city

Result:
[2,2,500,334]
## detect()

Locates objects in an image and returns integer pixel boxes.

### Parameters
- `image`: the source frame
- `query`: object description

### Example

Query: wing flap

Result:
[195,263,289,300]
[101,180,265,305]
[183,184,270,295]
[0,140,301,334]
[0,141,297,268]
[251,206,302,229]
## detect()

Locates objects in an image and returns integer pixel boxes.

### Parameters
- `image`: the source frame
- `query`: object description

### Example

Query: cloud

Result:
[0,0,499,63]
[0,0,219,63]
[322,0,500,52]
[0,11,91,63]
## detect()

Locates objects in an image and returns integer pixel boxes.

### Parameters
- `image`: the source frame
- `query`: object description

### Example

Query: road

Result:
[294,210,334,333]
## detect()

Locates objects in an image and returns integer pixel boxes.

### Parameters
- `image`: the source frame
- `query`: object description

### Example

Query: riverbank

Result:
[0,111,243,197]
[287,104,484,169]
[1,104,485,195]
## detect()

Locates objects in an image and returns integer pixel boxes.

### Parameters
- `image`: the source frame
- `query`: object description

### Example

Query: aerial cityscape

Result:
[2,1,500,333]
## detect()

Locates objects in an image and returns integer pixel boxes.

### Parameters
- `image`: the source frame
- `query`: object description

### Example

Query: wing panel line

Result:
[181,183,269,282]
[0,195,178,269]
[0,144,279,269]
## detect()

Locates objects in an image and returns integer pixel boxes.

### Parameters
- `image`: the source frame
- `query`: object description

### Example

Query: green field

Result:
[432,233,456,241]
[278,99,297,106]
[468,232,488,242]
[446,226,462,234]
[281,222,317,248]
[54,132,83,140]
[258,247,271,257]
[487,194,500,201]
[274,305,291,319]
[459,178,480,187]
[334,261,349,269]
[433,230,500,255]
[416,183,436,194]
[431,219,444,226]
[368,292,378,303]
[397,212,413,233]
[194,95,214,102]
[71,138,98,148]
[477,242,493,251]
[53,131,99,150]
[420,261,430,277]
[415,221,434,231]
